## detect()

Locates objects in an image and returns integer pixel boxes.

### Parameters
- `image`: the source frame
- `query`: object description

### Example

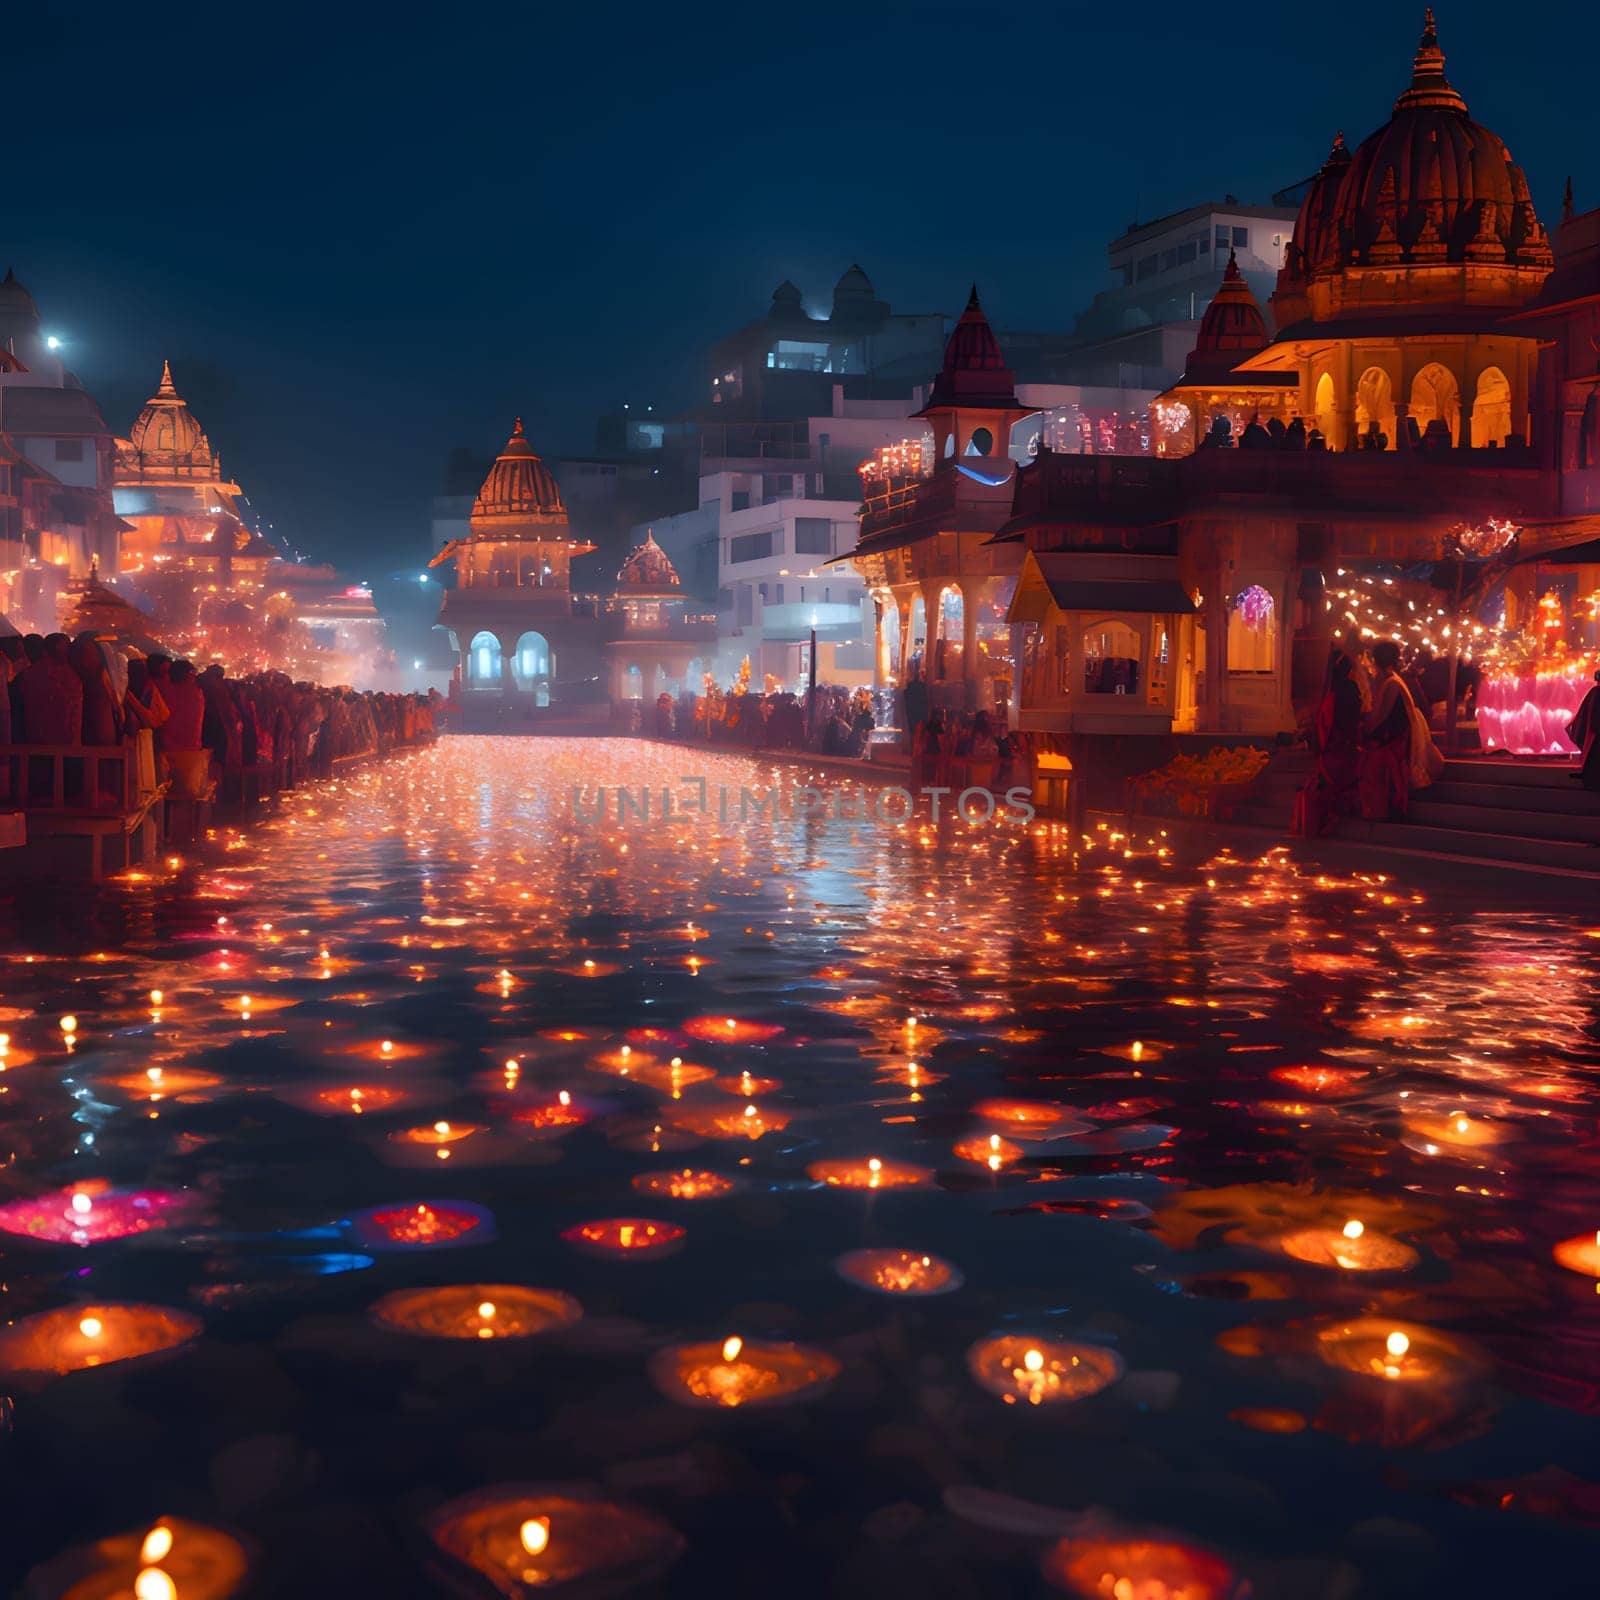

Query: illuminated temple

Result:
[846,9,1600,748]
[432,422,716,724]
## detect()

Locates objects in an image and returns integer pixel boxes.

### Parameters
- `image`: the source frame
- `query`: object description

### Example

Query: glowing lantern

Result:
[1277,1218,1419,1272]
[561,1218,685,1258]
[631,1169,738,1200]
[21,1516,247,1600]
[834,1248,963,1296]
[1041,1533,1236,1600]
[347,1199,496,1251]
[0,1302,202,1375]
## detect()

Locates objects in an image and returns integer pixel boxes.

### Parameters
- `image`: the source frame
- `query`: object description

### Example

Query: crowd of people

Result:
[0,629,441,805]
[1294,637,1444,837]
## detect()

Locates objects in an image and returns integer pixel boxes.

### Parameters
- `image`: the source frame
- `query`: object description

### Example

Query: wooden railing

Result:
[0,743,141,814]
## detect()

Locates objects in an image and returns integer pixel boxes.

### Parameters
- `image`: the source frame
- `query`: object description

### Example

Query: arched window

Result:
[908,594,927,678]
[1313,373,1337,444]
[965,426,994,457]
[1082,619,1141,695]
[1409,363,1460,446]
[1356,367,1395,449]
[935,585,964,681]
[1471,366,1512,448]
[624,664,643,700]
[468,630,501,685]
[1227,585,1276,673]
[881,600,902,677]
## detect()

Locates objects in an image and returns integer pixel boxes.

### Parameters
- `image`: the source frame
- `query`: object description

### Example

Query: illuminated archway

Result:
[467,630,501,686]
[1471,366,1513,448]
[935,584,964,681]
[1409,363,1460,444]
[1227,585,1276,673]
[512,630,550,689]
[1081,618,1142,695]
[1313,373,1337,445]
[908,594,928,678]
[881,599,902,678]
[623,664,643,700]
[1355,367,1395,448]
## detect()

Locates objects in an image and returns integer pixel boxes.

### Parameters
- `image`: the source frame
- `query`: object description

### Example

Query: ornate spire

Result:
[1395,6,1466,112]
[1323,130,1350,170]
[157,359,177,398]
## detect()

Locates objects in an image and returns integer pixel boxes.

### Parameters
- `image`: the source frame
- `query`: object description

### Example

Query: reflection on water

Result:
[3,737,1600,1596]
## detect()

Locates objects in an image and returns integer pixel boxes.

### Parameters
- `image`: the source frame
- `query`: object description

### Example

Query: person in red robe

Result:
[1358,640,1414,821]
[1295,650,1362,835]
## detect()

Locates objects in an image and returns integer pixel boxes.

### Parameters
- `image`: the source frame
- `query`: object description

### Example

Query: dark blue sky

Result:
[6,1,1592,573]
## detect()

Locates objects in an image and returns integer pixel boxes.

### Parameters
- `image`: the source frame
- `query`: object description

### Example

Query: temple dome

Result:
[121,361,217,480]
[471,418,566,525]
[769,279,809,324]
[829,262,888,327]
[1283,10,1551,297]
[616,530,681,593]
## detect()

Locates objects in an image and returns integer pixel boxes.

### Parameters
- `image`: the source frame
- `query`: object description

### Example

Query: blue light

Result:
[955,463,1014,488]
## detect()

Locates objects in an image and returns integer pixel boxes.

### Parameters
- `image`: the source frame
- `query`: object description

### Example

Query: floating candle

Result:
[347,1199,496,1251]
[426,1483,683,1599]
[22,1515,248,1600]
[631,1169,738,1200]
[1314,1317,1476,1383]
[967,1335,1123,1407]
[682,1016,783,1044]
[954,1133,1023,1170]
[807,1157,932,1190]
[649,1335,840,1408]
[1041,1533,1235,1600]
[834,1248,963,1296]
[370,1284,581,1340]
[714,1072,781,1096]
[561,1217,685,1258]
[1277,1218,1418,1272]
[674,1104,790,1140]
[0,1184,195,1246]
[0,1302,201,1375]
[389,1120,485,1147]
[1404,1110,1511,1153]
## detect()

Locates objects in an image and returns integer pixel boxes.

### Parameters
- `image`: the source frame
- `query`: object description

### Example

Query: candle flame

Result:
[140,1525,174,1564]
[71,1192,93,1216]
[1023,1348,1044,1373]
[60,1015,77,1034]
[1386,1330,1410,1359]
[134,1570,176,1600]
[1343,1219,1364,1240]
[722,1335,743,1362]
[149,990,163,1005]
[79,1316,103,1339]
[478,1301,495,1320]
[520,1516,550,1555]
[868,1157,882,1172]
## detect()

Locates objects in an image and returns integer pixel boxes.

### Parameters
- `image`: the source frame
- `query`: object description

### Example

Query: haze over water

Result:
[3,738,1599,1596]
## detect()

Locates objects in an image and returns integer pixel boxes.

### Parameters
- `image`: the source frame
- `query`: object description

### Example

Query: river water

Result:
[2,737,1599,1597]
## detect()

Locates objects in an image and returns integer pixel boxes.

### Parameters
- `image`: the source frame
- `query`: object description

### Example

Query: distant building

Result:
[707,265,950,420]
[0,266,124,598]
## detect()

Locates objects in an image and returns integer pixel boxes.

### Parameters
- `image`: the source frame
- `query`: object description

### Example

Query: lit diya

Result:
[682,1016,783,1044]
[1100,1039,1169,1062]
[0,1302,202,1376]
[1269,1064,1369,1096]
[1041,1531,1236,1600]
[102,1064,225,1101]
[0,1183,195,1247]
[807,1156,932,1190]
[561,1218,685,1258]
[22,1516,248,1600]
[329,1036,436,1063]
[714,1071,782,1097]
[972,1099,1091,1137]
[1314,1318,1479,1383]
[649,1334,840,1409]
[967,1334,1124,1407]
[371,1285,581,1340]
[347,1199,496,1252]
[1553,1230,1600,1281]
[1404,1109,1513,1154]
[674,1104,790,1141]
[508,1091,591,1133]
[596,1056,714,1094]
[425,1483,683,1598]
[834,1248,963,1297]
[631,1169,738,1201]
[279,1082,419,1117]
[954,1133,1023,1171]
[1276,1218,1417,1273]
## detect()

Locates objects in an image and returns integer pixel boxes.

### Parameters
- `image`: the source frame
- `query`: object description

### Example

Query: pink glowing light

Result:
[0,1183,196,1246]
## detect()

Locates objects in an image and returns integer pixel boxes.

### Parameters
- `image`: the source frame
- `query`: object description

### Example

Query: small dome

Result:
[122,361,217,480]
[830,262,886,325]
[616,530,681,592]
[771,279,803,306]
[471,418,566,523]
[833,263,875,300]
[1190,252,1269,367]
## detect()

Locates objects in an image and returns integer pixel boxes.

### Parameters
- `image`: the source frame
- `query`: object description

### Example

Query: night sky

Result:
[7,1,1593,575]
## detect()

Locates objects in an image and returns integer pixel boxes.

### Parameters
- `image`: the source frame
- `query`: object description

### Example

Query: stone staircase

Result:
[1199,748,1599,878]
[1340,757,1600,875]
